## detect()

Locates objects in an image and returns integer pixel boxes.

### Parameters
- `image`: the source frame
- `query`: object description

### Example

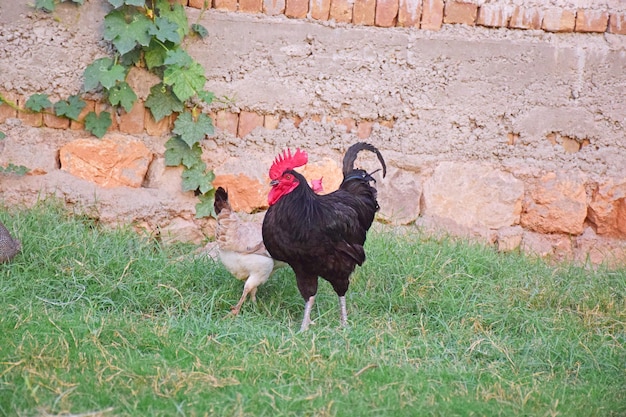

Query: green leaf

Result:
[25,94,52,112]
[104,9,153,56]
[197,90,215,105]
[84,111,112,138]
[145,83,183,122]
[35,0,56,12]
[195,189,216,219]
[149,17,181,43]
[172,112,214,147]
[163,62,206,102]
[54,95,86,121]
[108,82,137,112]
[0,132,6,140]
[119,48,142,67]
[164,136,203,169]
[144,40,168,70]
[182,165,215,194]
[108,0,145,8]
[156,0,188,39]
[191,24,209,39]
[163,49,193,67]
[83,57,127,91]
[0,163,30,176]
[71,0,85,4]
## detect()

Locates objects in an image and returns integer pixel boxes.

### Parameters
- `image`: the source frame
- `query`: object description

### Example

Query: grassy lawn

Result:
[1,200,624,416]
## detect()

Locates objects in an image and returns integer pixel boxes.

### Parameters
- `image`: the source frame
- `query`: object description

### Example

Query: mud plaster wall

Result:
[0,1,625,263]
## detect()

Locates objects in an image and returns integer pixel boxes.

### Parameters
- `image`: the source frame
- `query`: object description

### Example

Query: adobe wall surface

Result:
[1,1,625,265]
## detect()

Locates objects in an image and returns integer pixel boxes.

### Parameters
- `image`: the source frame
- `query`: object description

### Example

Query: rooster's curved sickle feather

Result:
[269,148,308,180]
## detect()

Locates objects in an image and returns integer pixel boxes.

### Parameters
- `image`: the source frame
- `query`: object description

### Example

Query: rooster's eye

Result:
[285,174,292,180]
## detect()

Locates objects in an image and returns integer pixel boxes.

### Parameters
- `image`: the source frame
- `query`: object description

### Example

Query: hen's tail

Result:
[214,187,231,215]
[342,142,387,180]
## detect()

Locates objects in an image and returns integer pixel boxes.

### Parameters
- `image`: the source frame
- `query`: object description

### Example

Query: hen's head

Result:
[268,148,308,206]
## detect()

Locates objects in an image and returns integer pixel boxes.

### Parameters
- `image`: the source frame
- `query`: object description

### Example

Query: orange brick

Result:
[542,8,575,32]
[263,0,285,15]
[311,0,331,20]
[398,0,421,27]
[444,1,477,25]
[608,13,626,34]
[237,111,264,137]
[95,102,119,132]
[145,109,171,137]
[264,114,281,129]
[575,9,608,33]
[0,92,18,123]
[240,0,263,12]
[189,0,209,8]
[330,0,353,22]
[420,0,443,30]
[118,100,145,134]
[336,117,356,133]
[293,115,303,128]
[476,4,511,28]
[43,112,70,129]
[70,100,96,131]
[285,0,308,18]
[353,0,376,25]
[214,0,238,11]
[357,121,373,139]
[380,119,394,129]
[509,6,543,30]
[375,0,398,27]
[18,110,43,127]
[216,110,239,136]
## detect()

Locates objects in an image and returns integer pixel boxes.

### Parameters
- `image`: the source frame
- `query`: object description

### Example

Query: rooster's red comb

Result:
[269,148,308,180]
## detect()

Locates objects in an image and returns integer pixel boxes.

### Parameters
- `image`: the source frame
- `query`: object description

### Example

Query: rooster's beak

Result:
[270,180,279,186]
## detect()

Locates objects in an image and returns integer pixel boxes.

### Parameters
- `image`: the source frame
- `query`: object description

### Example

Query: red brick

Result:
[43,112,70,129]
[263,0,285,15]
[311,0,331,20]
[285,0,308,18]
[575,9,608,33]
[70,100,96,131]
[237,111,264,137]
[144,109,171,137]
[353,0,376,25]
[213,0,238,11]
[357,121,373,139]
[330,0,352,22]
[189,0,208,8]
[95,102,119,132]
[420,0,443,30]
[18,111,43,127]
[509,6,543,30]
[375,0,398,27]
[118,100,145,134]
[0,92,18,123]
[216,110,239,136]
[608,13,626,35]
[542,8,575,33]
[443,1,477,25]
[398,0,421,27]
[264,114,281,129]
[240,0,263,12]
[476,4,511,28]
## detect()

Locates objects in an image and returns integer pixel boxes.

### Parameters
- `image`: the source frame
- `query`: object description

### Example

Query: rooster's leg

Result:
[300,295,316,332]
[338,296,348,327]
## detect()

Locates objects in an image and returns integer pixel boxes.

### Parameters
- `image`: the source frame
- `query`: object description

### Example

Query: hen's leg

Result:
[300,295,316,332]
[230,287,251,316]
[338,296,348,327]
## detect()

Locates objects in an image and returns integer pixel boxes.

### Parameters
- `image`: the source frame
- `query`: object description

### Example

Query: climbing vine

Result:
[1,0,217,217]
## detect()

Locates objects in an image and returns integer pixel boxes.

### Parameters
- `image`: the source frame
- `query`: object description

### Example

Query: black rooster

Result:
[262,142,386,331]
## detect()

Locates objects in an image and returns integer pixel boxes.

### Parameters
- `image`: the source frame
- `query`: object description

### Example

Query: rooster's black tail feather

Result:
[342,142,387,178]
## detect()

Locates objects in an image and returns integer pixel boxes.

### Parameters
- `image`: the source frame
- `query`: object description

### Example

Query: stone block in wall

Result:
[608,13,626,35]
[263,0,286,15]
[118,100,146,134]
[443,1,477,25]
[377,166,422,225]
[311,0,331,20]
[69,100,96,131]
[477,4,511,28]
[237,111,264,137]
[330,0,353,23]
[420,0,444,30]
[353,0,376,25]
[542,8,576,32]
[213,173,269,212]
[43,112,71,129]
[509,6,542,30]
[145,110,171,137]
[375,0,399,27]
[0,92,18,122]
[240,0,263,13]
[357,120,373,138]
[521,172,587,235]
[422,162,524,230]
[214,0,238,11]
[575,9,609,33]
[300,157,343,195]
[59,134,153,188]
[398,0,421,28]
[188,0,207,8]
[285,0,308,18]
[216,110,239,136]
[264,114,281,129]
[588,178,626,238]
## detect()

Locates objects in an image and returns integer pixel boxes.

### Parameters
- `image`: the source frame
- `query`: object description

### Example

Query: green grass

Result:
[1,199,625,417]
